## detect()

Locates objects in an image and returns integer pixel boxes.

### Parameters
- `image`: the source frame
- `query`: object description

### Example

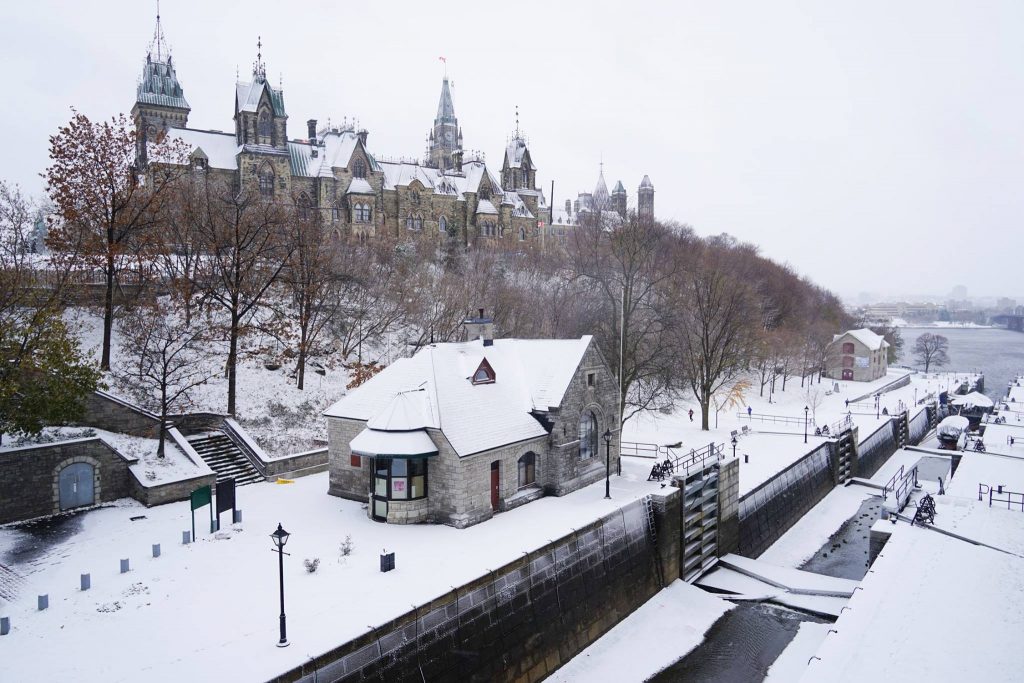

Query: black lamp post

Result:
[270,523,291,648]
[603,429,612,499]
[731,436,737,461]
[804,406,809,444]
[875,393,881,419]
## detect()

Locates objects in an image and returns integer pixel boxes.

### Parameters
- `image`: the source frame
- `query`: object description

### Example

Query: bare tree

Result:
[912,333,950,373]
[45,111,186,369]
[117,299,214,456]
[670,239,757,430]
[189,177,292,414]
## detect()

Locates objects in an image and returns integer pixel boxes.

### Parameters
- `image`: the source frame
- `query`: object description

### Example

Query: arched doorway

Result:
[58,462,95,511]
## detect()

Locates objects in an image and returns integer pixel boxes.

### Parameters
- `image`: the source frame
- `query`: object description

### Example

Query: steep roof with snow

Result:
[136,55,190,111]
[324,336,594,457]
[161,129,240,169]
[235,77,286,116]
[833,328,889,351]
[504,137,534,170]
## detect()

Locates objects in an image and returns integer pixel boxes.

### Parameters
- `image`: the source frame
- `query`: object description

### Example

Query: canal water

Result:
[899,327,1024,400]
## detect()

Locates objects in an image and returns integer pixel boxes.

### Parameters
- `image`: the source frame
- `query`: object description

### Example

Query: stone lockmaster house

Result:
[825,328,890,382]
[324,316,620,528]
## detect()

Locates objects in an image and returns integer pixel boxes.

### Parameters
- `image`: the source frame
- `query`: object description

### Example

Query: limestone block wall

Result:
[0,438,134,524]
[78,391,160,438]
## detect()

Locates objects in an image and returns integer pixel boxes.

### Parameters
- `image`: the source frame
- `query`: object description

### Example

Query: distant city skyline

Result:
[2,1,1022,299]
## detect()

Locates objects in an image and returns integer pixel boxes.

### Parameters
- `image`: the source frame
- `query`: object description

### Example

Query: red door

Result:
[490,461,500,510]
[842,369,854,381]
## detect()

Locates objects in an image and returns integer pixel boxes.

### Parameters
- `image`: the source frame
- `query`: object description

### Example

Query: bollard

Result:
[0,616,9,635]
[80,573,90,591]
[152,543,161,558]
[233,509,242,524]
[120,559,130,574]
[38,595,48,611]
[182,531,191,545]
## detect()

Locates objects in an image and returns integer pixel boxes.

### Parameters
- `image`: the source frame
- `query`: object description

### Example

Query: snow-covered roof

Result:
[347,177,374,194]
[287,130,364,178]
[324,336,594,457]
[612,180,626,195]
[379,161,438,190]
[476,199,498,215]
[235,77,286,116]
[950,391,994,408]
[162,128,240,169]
[833,329,889,351]
[136,56,189,111]
[504,137,534,170]
[639,175,654,190]
[350,428,438,458]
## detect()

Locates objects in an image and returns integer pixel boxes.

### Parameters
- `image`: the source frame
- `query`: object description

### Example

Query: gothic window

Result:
[518,452,537,488]
[578,410,598,460]
[354,204,372,223]
[439,216,447,233]
[331,207,340,222]
[297,193,311,220]
[519,227,526,241]
[414,215,423,231]
[479,184,491,200]
[258,165,274,198]
[258,110,273,141]
[353,159,366,178]
[410,190,421,205]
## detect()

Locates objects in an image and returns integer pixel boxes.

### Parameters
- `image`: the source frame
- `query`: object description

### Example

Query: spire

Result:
[253,35,266,81]
[593,163,610,209]
[148,0,167,62]
[436,77,456,124]
[514,105,520,138]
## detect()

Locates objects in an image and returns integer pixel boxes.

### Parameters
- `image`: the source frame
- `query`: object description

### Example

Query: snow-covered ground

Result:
[546,579,732,682]
[0,459,666,683]
[623,367,978,494]
[66,308,353,455]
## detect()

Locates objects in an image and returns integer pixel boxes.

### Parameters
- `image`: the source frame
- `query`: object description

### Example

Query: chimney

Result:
[565,199,571,216]
[307,119,317,141]
[357,129,368,146]
[452,148,464,173]
[463,308,494,346]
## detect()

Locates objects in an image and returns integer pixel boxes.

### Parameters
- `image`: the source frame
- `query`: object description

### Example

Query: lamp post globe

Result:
[270,523,290,647]
[731,436,737,460]
[603,429,613,499]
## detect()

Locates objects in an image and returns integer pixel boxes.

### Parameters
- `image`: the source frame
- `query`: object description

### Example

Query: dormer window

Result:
[471,358,495,385]
[353,159,366,178]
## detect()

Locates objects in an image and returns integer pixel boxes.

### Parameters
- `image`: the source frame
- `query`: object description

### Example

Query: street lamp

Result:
[603,430,612,499]
[731,436,737,461]
[804,406,809,444]
[270,523,291,648]
[875,393,881,419]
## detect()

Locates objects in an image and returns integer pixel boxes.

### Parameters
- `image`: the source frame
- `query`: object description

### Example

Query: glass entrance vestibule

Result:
[371,456,429,522]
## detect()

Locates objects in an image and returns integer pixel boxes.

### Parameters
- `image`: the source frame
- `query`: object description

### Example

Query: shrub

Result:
[303,557,320,573]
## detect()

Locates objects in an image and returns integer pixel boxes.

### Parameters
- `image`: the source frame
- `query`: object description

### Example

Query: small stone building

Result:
[825,328,890,382]
[324,321,619,528]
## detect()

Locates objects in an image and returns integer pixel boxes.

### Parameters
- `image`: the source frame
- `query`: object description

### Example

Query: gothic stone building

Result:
[132,19,655,247]
[324,316,620,528]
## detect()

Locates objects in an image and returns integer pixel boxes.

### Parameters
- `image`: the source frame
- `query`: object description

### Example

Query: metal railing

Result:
[979,484,1024,511]
[825,413,855,437]
[736,412,808,427]
[883,464,918,511]
[619,441,662,459]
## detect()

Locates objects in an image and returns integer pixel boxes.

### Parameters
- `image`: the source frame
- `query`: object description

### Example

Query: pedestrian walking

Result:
[747,406,753,417]
[688,409,694,422]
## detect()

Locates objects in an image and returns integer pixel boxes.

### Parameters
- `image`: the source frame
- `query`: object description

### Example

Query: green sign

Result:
[190,485,211,511]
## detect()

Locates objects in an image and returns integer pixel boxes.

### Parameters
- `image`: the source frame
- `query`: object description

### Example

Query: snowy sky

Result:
[3,0,1022,301]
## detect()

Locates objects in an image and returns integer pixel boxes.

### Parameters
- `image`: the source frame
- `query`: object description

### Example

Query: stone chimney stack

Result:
[357,129,369,146]
[463,308,494,347]
[307,119,317,141]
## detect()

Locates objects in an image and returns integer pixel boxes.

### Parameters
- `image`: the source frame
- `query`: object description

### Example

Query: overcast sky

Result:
[3,1,1022,301]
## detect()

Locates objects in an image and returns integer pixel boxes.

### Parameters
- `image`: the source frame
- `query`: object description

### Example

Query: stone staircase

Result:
[186,431,264,486]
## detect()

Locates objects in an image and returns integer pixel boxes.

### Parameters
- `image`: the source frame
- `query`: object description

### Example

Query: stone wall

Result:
[0,438,134,524]
[264,448,329,478]
[128,471,217,507]
[78,391,160,438]
[716,458,741,557]
[271,494,676,683]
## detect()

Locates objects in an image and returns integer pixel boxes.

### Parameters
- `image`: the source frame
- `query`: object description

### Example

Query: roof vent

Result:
[463,308,494,346]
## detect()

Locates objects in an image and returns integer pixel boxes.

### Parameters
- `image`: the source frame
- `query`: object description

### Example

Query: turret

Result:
[131,8,190,141]
[638,175,655,221]
[611,180,627,219]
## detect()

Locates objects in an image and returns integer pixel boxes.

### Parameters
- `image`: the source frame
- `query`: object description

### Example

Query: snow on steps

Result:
[186,432,264,486]
[716,553,858,597]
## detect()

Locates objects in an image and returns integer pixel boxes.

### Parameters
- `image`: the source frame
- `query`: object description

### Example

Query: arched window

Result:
[258,165,274,198]
[518,452,536,488]
[439,216,447,233]
[353,159,367,178]
[331,206,341,222]
[297,193,311,220]
[578,410,598,460]
[258,110,273,140]
[519,227,526,241]
[479,184,491,200]
[414,215,423,231]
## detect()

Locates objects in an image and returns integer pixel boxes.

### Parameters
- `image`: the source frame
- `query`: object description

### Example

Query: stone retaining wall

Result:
[0,439,134,524]
[271,492,679,683]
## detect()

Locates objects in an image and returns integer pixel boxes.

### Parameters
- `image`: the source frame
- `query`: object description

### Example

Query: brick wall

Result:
[0,439,134,524]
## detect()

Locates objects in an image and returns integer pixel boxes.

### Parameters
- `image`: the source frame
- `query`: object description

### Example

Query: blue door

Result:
[59,463,95,511]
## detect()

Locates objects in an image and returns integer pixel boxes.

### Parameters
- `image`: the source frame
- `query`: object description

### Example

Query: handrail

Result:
[982,483,1024,511]
[221,419,269,478]
[736,412,808,427]
[619,441,662,459]
[882,465,904,498]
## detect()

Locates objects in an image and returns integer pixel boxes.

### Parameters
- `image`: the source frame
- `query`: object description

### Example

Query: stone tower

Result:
[427,77,460,171]
[131,8,189,140]
[233,38,288,151]
[611,180,627,219]
[638,175,655,221]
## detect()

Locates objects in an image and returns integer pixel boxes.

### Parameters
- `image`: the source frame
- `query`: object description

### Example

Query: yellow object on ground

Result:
[275,478,295,485]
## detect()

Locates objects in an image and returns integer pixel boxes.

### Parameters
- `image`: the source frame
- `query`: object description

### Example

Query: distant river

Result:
[898,327,1024,400]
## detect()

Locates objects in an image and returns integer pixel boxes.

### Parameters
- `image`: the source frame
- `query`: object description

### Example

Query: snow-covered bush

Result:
[303,557,320,573]
[339,535,354,561]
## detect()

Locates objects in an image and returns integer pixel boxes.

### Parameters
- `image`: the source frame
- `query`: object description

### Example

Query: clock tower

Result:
[427,76,460,171]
